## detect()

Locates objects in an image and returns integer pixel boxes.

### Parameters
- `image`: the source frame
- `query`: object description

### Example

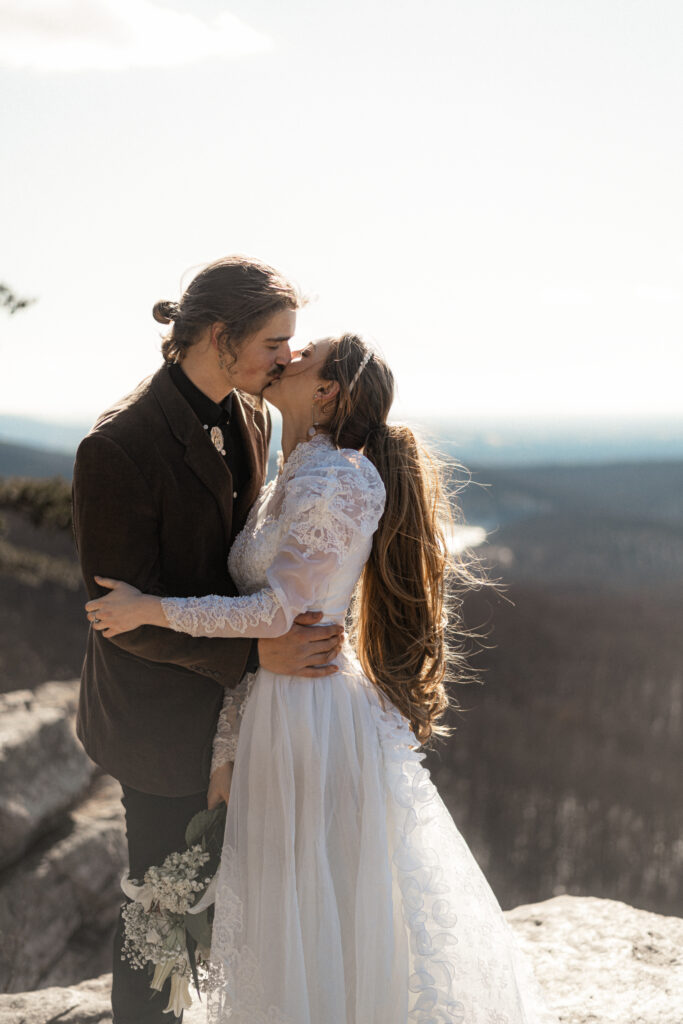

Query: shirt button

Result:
[233,491,238,499]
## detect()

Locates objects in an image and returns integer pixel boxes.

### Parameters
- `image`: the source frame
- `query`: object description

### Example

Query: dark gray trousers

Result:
[112,784,207,1024]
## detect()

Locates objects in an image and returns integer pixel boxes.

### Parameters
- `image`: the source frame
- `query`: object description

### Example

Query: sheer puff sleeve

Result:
[160,453,386,640]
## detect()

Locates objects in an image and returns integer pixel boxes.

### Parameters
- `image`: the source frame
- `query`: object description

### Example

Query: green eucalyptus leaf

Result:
[184,907,213,950]
[185,805,226,849]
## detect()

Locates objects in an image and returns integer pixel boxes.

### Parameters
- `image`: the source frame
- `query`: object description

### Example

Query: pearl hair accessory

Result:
[348,351,372,392]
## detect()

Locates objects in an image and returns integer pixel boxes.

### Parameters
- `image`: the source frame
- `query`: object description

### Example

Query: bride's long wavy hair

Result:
[319,334,481,743]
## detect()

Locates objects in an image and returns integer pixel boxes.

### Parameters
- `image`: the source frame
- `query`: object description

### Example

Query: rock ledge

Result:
[1,895,681,1024]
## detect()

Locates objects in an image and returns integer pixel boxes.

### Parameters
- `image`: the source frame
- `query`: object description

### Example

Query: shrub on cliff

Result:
[0,476,72,531]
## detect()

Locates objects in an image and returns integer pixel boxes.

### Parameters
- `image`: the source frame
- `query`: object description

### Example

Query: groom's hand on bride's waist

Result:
[257,613,344,677]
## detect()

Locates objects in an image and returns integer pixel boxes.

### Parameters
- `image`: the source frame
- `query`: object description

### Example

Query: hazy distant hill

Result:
[417,415,683,466]
[0,440,74,479]
[459,461,683,528]
[4,410,683,469]
[0,415,89,454]
[457,461,683,588]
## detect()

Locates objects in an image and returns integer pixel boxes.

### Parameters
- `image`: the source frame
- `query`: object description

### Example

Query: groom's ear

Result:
[210,322,229,350]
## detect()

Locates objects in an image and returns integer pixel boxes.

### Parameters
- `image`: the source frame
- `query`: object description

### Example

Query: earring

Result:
[308,396,321,438]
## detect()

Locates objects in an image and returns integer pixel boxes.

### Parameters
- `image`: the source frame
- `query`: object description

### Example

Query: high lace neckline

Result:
[276,432,334,479]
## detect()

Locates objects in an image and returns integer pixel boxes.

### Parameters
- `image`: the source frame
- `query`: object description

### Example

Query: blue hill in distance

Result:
[408,414,683,466]
[2,412,683,470]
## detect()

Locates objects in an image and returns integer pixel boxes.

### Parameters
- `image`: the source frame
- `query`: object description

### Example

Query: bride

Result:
[87,333,552,1024]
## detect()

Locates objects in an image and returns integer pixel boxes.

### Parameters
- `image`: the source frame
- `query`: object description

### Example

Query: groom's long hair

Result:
[153,255,302,368]
[320,335,483,743]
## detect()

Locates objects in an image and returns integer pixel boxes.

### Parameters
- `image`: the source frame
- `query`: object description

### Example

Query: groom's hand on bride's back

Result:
[258,612,344,677]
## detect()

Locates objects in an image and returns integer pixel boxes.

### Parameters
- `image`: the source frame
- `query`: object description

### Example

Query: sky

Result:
[1,0,682,424]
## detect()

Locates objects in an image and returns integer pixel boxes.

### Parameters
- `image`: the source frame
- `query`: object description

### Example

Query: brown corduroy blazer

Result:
[72,364,270,796]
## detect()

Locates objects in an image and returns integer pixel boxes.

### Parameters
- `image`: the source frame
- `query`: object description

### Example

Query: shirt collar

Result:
[168,362,233,427]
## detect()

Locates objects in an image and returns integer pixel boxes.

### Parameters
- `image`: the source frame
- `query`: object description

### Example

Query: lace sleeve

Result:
[160,458,385,641]
[211,675,253,770]
[161,588,288,639]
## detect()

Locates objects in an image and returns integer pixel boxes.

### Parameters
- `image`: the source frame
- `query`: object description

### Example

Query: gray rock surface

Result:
[0,681,94,868]
[0,973,203,1024]
[0,774,126,993]
[508,895,683,1024]
[1,896,681,1023]
[0,974,112,1024]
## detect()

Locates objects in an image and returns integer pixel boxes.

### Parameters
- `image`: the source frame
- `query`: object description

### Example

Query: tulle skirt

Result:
[206,651,553,1024]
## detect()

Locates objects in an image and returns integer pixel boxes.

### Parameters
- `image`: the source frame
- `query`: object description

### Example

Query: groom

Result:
[72,256,343,1024]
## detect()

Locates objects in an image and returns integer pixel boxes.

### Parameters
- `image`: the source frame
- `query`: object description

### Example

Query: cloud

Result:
[0,0,272,72]
[634,284,681,306]
[539,285,594,307]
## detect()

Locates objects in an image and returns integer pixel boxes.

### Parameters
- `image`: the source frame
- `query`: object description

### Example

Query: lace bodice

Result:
[160,434,386,769]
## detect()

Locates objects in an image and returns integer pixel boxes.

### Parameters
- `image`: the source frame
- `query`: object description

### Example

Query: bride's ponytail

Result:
[320,335,478,743]
[359,423,453,742]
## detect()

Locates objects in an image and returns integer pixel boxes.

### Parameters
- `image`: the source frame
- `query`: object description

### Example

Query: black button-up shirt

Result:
[168,362,249,529]
[169,362,260,678]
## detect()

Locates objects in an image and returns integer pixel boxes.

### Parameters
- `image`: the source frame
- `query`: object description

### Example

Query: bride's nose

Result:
[285,350,305,371]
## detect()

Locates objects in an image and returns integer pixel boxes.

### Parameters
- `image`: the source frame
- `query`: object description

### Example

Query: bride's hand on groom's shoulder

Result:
[85,577,159,637]
[208,761,234,809]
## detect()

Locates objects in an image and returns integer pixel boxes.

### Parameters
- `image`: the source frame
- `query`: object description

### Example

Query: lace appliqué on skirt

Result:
[206,847,294,1024]
[377,697,553,1024]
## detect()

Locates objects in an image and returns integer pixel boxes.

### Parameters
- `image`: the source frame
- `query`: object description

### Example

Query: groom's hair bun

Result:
[158,255,304,366]
[153,300,180,324]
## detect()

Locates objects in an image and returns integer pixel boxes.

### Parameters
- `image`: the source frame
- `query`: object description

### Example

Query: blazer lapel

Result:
[151,366,234,547]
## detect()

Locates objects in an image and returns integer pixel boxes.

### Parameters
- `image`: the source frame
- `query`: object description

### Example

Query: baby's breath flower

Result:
[120,812,222,1008]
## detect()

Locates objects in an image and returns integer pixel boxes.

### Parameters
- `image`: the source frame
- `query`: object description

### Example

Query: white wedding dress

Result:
[161,433,553,1024]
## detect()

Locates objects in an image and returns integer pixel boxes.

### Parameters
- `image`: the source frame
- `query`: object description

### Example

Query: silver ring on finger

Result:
[92,617,101,624]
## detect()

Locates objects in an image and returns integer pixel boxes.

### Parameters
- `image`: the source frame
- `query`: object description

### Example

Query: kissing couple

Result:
[73,255,553,1023]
